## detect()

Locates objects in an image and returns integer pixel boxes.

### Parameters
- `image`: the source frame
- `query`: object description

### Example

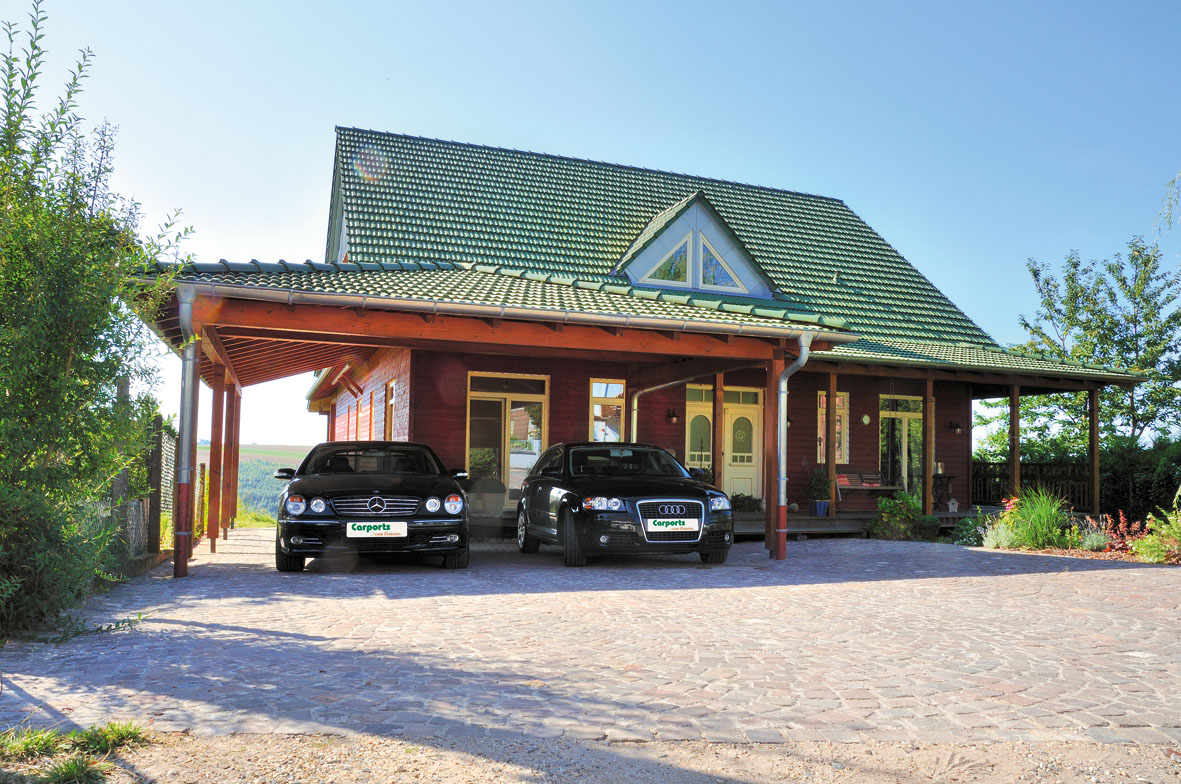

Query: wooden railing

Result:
[971,461,1092,510]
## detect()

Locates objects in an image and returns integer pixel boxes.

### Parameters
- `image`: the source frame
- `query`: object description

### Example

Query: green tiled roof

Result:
[815,339,1140,383]
[164,261,843,333]
[330,128,995,345]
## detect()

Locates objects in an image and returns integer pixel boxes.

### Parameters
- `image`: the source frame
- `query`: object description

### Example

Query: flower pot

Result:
[811,500,830,516]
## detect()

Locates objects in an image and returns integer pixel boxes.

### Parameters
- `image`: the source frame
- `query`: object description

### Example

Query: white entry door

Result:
[724,404,762,499]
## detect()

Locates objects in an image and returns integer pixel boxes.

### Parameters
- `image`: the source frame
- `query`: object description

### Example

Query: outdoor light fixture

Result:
[949,421,963,434]
[666,408,680,424]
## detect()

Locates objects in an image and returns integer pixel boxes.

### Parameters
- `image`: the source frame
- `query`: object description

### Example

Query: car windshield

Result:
[301,445,442,476]
[568,446,689,478]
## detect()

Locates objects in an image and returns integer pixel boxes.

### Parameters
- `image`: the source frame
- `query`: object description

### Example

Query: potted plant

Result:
[807,468,831,516]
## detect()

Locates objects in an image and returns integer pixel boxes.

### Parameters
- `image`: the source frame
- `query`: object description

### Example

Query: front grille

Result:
[637,499,705,544]
[646,530,700,542]
[332,495,420,516]
[352,531,435,550]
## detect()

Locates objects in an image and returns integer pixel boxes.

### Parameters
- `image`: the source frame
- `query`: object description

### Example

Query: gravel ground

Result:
[6,733,1181,783]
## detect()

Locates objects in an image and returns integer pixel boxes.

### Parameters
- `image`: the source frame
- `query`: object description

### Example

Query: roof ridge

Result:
[454,261,848,330]
[335,126,848,205]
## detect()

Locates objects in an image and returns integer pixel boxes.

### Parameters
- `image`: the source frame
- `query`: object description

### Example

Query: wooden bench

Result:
[835,471,904,501]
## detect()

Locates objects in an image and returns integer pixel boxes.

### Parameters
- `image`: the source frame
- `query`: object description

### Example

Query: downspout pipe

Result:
[174,286,198,578]
[628,362,763,443]
[775,332,814,560]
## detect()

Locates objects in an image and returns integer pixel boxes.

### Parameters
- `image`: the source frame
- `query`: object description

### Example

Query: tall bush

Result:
[0,3,182,634]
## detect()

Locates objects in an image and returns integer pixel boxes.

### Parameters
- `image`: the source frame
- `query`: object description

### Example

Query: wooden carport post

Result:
[825,373,837,517]
[711,373,725,491]
[1009,384,1021,498]
[221,385,240,537]
[764,356,784,553]
[922,378,934,515]
[230,385,243,526]
[1089,388,1100,513]
[207,366,225,551]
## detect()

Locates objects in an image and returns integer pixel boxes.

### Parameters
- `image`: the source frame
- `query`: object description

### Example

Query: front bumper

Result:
[574,510,733,555]
[278,518,468,555]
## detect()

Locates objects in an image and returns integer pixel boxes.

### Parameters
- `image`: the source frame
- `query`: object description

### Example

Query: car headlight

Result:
[583,496,624,511]
[285,495,307,516]
[444,494,464,515]
[709,495,731,511]
[425,497,441,513]
[309,497,327,514]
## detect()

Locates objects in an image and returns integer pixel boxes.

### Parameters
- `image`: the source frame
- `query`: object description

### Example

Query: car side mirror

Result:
[273,468,295,480]
[450,469,469,480]
[688,467,706,480]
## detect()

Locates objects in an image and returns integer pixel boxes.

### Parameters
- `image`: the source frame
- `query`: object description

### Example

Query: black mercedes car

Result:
[273,441,470,572]
[516,442,733,567]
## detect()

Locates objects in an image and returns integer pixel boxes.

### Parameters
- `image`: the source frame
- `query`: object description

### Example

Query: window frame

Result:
[639,232,694,288]
[816,390,850,464]
[698,233,749,294]
[588,378,627,442]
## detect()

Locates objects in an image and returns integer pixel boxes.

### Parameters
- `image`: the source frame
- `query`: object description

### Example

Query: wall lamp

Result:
[948,421,963,434]
[666,408,680,424]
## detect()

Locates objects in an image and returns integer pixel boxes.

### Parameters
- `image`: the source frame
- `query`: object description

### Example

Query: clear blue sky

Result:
[24,0,1181,445]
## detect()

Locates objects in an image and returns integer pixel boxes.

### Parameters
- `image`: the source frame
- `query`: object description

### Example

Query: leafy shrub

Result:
[729,493,763,513]
[952,516,984,546]
[912,515,942,542]
[1129,510,1181,564]
[1080,531,1110,551]
[869,491,922,540]
[806,468,830,501]
[981,518,1017,549]
[1008,487,1070,549]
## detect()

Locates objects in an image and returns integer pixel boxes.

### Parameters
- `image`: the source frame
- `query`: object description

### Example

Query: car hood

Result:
[287,474,462,498]
[566,475,716,499]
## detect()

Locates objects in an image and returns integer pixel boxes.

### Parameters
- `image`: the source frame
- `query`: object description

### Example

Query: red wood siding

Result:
[329,348,411,442]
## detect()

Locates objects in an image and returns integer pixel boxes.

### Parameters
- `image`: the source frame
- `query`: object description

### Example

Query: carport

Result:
[149,267,850,576]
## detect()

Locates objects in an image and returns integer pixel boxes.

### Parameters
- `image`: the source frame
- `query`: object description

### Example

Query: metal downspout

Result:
[174,286,198,578]
[775,333,814,560]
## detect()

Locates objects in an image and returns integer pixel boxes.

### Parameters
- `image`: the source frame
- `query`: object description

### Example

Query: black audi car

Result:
[516,442,733,567]
[273,441,469,572]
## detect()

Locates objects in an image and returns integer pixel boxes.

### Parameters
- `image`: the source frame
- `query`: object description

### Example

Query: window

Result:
[687,414,712,466]
[685,385,714,403]
[817,391,850,464]
[384,380,397,440]
[879,395,924,490]
[700,235,745,292]
[589,379,626,441]
[643,237,690,285]
[723,389,760,404]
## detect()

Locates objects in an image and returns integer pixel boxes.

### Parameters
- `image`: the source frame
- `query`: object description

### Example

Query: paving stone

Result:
[0,531,1178,745]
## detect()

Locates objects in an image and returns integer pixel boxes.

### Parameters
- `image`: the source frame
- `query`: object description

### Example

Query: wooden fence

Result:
[971,461,1092,510]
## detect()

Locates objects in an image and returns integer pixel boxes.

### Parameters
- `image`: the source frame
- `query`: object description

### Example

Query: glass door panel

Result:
[468,398,506,515]
[508,400,544,502]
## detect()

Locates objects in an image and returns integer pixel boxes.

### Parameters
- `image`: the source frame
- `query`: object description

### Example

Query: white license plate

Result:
[346,521,408,538]
[646,518,700,532]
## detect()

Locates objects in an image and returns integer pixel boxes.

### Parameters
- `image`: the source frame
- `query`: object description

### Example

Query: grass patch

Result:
[0,726,63,760]
[233,509,275,529]
[38,752,109,784]
[70,721,146,754]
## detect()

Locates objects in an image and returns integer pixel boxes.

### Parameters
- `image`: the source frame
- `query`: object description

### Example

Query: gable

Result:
[619,199,775,299]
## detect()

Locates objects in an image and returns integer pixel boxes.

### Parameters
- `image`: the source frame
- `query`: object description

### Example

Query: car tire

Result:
[442,546,470,569]
[699,550,728,565]
[275,533,305,572]
[561,507,587,567]
[517,508,541,553]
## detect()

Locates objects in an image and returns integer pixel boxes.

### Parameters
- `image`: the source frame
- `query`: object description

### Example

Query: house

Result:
[148,128,1137,572]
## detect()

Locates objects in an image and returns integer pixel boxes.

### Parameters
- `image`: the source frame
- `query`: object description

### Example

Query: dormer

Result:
[613,191,776,299]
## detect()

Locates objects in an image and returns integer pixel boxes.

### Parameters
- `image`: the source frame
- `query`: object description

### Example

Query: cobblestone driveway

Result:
[2,529,1178,744]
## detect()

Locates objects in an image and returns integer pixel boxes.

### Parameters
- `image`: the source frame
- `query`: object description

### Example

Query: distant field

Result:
[197,444,312,465]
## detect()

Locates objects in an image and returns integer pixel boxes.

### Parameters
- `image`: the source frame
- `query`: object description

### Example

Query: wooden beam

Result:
[1009,384,1021,498]
[193,299,781,360]
[629,358,761,391]
[922,378,934,515]
[803,359,1109,393]
[1089,388,1100,514]
[826,373,837,517]
[221,385,239,537]
[200,327,241,389]
[711,373,724,492]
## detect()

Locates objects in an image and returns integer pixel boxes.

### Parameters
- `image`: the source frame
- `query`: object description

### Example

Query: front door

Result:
[684,385,763,499]
[879,395,924,491]
[466,374,548,516]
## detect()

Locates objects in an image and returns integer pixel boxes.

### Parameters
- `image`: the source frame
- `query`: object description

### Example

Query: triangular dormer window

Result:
[700,235,744,292]
[641,235,691,287]
[615,192,775,299]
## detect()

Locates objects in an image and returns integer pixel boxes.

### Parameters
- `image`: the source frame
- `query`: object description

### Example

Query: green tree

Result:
[975,237,1181,459]
[0,2,183,634]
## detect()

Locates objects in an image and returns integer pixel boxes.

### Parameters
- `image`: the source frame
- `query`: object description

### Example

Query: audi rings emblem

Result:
[658,504,687,516]
[366,497,387,514]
